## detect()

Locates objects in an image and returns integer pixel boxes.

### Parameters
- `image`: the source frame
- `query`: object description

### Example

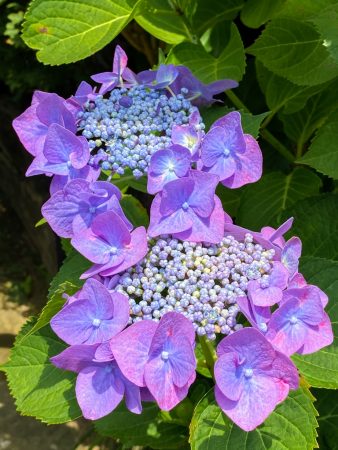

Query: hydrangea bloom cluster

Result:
[13,45,334,433]
[79,86,200,177]
[110,232,275,340]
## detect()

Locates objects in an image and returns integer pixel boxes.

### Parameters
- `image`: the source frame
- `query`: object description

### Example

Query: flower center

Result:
[89,206,96,214]
[161,350,169,361]
[167,162,175,172]
[109,246,118,255]
[92,318,101,327]
[290,316,298,325]
[259,323,267,333]
[244,368,253,379]
[223,148,230,157]
[182,202,189,211]
[67,160,72,168]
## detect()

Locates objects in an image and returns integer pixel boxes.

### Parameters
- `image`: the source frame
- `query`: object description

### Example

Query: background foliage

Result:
[1,0,338,448]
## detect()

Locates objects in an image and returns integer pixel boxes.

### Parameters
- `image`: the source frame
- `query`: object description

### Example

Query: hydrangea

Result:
[12,44,334,434]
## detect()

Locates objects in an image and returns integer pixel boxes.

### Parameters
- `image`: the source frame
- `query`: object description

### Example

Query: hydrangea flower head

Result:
[214,328,299,431]
[110,312,196,410]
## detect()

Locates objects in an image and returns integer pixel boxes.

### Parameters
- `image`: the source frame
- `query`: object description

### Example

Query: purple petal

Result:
[150,312,196,350]
[160,178,195,216]
[36,94,76,132]
[215,375,281,432]
[248,281,283,307]
[217,328,275,369]
[42,179,90,238]
[266,296,323,356]
[98,226,148,277]
[281,237,302,277]
[144,357,192,411]
[94,342,114,362]
[148,194,192,238]
[12,104,47,156]
[50,344,98,373]
[123,377,142,414]
[110,320,158,387]
[174,196,225,244]
[49,165,100,195]
[297,312,333,354]
[214,352,244,401]
[268,218,294,246]
[222,135,263,189]
[236,295,271,332]
[268,351,299,393]
[188,170,219,218]
[76,362,124,420]
[42,124,89,174]
[112,45,128,76]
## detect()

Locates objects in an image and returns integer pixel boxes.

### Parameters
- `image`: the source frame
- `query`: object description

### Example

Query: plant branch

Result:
[198,335,217,376]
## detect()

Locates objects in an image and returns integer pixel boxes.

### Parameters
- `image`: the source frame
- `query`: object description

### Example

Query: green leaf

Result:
[111,170,148,193]
[256,61,327,115]
[121,194,149,227]
[280,84,338,149]
[22,0,140,65]
[237,168,322,230]
[310,3,338,65]
[167,23,246,83]
[216,185,242,218]
[25,281,79,338]
[285,194,338,260]
[194,342,212,378]
[248,18,338,86]
[200,106,268,138]
[292,256,338,389]
[95,402,188,449]
[135,0,193,44]
[192,0,244,36]
[3,322,81,424]
[276,0,338,20]
[48,250,90,297]
[240,0,285,29]
[189,388,318,449]
[313,388,338,449]
[299,109,338,179]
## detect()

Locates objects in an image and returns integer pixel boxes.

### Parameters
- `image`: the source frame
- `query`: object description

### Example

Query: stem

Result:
[260,129,295,163]
[225,91,295,163]
[198,335,217,375]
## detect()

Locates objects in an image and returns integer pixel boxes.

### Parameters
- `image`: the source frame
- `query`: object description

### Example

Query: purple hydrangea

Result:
[71,211,148,278]
[200,111,262,188]
[148,170,225,244]
[42,179,131,238]
[110,312,196,410]
[51,278,130,345]
[214,328,299,431]
[171,110,204,160]
[137,64,179,90]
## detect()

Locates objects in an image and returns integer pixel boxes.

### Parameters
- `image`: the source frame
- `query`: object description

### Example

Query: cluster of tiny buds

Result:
[113,234,275,340]
[77,86,203,178]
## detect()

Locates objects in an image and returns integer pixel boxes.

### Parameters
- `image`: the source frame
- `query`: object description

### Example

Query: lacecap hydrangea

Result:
[13,45,333,432]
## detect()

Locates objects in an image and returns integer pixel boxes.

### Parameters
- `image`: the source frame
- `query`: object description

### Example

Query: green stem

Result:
[198,335,217,376]
[225,91,295,163]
